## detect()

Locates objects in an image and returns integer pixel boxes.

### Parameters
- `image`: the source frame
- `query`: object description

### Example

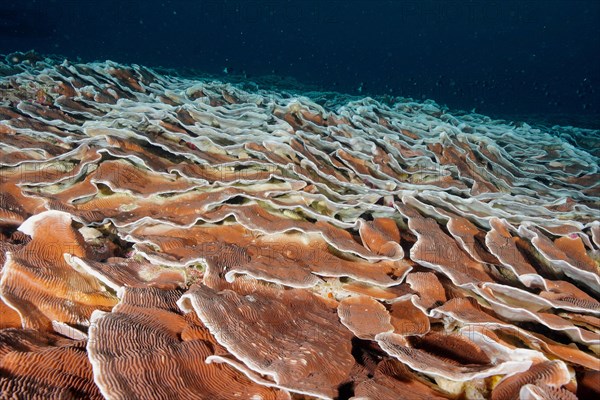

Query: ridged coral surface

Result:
[0,53,598,399]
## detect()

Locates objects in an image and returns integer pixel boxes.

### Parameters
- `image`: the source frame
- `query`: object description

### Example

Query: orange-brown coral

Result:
[0,55,598,399]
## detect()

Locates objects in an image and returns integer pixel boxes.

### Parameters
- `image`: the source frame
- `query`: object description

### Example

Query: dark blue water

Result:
[1,0,599,127]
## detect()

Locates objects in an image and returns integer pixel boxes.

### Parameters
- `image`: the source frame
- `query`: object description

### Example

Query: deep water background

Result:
[1,0,599,127]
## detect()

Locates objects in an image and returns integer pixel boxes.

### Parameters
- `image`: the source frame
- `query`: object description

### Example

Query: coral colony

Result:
[0,52,599,399]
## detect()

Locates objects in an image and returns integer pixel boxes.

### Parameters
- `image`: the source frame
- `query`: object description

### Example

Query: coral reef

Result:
[0,52,598,399]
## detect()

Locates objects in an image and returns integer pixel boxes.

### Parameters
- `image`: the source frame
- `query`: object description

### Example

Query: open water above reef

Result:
[1,0,599,128]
